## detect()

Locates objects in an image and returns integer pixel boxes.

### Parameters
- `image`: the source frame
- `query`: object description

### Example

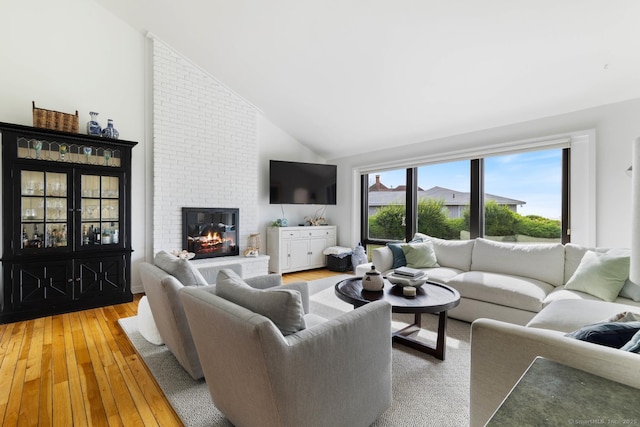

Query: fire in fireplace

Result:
[182,207,239,259]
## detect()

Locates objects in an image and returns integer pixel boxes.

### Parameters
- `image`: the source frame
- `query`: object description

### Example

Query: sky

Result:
[368,148,562,219]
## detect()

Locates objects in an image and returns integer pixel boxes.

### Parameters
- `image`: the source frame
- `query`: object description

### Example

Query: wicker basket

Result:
[32,101,79,133]
[327,254,352,272]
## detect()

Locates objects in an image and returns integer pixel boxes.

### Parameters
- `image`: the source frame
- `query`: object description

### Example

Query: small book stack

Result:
[393,266,426,278]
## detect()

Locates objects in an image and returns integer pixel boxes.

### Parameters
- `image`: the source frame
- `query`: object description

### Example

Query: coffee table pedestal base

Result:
[393,311,448,360]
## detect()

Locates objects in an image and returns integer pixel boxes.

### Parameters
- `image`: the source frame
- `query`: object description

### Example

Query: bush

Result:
[368,199,560,241]
[516,215,561,238]
[368,203,405,240]
[416,199,457,239]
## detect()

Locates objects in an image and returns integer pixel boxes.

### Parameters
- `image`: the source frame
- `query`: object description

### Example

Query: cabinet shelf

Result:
[1,121,137,323]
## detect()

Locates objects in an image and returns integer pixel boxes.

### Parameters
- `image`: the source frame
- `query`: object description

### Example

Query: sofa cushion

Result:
[420,267,464,285]
[565,321,640,348]
[471,238,565,287]
[401,241,439,268]
[564,250,630,302]
[215,269,306,335]
[447,271,555,312]
[415,234,475,271]
[607,248,640,302]
[154,250,208,287]
[529,299,640,333]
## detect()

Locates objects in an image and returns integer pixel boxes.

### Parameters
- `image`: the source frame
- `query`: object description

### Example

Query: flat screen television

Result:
[269,160,337,205]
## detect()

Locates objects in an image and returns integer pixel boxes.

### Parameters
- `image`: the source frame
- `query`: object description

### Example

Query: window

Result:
[365,169,407,241]
[416,160,470,240]
[361,147,569,246]
[483,149,563,243]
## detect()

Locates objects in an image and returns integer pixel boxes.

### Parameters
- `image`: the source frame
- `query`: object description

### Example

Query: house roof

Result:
[368,185,526,207]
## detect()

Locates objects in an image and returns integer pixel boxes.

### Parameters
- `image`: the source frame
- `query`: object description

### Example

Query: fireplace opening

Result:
[182,207,239,259]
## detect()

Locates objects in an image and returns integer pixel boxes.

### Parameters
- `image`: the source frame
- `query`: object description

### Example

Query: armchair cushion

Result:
[216,269,306,335]
[154,250,208,287]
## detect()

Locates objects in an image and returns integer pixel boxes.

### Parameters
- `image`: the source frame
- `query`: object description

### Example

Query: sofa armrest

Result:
[244,273,283,289]
[470,318,640,427]
[197,263,242,284]
[372,246,393,272]
[274,300,392,425]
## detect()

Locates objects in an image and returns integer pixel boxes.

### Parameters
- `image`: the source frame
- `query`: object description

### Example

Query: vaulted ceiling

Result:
[96,0,640,159]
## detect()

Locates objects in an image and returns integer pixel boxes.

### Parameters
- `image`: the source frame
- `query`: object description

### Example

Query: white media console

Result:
[267,226,337,273]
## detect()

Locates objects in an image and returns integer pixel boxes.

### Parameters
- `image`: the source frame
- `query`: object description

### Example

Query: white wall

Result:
[0,0,316,294]
[331,98,640,249]
[257,115,340,236]
[0,0,147,289]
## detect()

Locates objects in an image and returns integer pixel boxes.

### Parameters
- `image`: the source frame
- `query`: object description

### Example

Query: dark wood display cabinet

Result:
[0,122,137,323]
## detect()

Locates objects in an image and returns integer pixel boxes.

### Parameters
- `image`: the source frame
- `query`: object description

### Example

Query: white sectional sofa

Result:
[356,234,640,425]
[356,235,640,325]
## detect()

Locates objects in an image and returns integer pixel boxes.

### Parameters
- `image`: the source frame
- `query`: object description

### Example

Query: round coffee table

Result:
[335,277,460,360]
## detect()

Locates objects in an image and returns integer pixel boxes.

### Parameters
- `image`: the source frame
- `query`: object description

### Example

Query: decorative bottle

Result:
[111,222,119,244]
[102,119,119,139]
[363,265,384,291]
[87,112,102,136]
[351,243,367,273]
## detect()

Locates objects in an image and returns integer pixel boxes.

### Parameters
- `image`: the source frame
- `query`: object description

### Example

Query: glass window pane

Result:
[416,160,471,240]
[484,149,562,243]
[367,170,407,241]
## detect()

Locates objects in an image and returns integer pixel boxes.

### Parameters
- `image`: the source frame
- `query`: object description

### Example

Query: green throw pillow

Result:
[401,241,439,269]
[564,250,630,302]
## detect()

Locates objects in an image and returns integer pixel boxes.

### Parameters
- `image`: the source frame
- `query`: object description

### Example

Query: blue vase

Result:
[87,111,102,136]
[102,119,119,139]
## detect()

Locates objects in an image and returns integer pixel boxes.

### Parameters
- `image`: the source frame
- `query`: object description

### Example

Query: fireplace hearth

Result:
[182,207,239,259]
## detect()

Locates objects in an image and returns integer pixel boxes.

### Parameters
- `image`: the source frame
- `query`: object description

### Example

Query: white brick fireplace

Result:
[151,38,259,256]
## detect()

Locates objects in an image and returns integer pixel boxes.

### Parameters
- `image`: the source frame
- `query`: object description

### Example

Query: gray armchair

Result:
[180,282,393,427]
[139,260,307,380]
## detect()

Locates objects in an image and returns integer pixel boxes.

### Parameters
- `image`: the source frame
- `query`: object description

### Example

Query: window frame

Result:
[361,147,571,246]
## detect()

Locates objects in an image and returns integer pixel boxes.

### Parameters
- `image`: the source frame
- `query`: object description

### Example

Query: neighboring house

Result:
[368,176,525,218]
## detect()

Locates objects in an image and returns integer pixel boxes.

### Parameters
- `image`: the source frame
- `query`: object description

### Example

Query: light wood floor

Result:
[0,268,346,426]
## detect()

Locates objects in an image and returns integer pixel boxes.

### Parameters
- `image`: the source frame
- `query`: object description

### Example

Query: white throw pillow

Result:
[564,250,630,302]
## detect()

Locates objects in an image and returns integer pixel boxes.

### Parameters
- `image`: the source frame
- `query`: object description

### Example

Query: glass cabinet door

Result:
[80,174,120,247]
[20,170,68,249]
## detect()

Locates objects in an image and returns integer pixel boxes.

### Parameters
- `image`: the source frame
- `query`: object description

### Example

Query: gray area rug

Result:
[119,275,470,426]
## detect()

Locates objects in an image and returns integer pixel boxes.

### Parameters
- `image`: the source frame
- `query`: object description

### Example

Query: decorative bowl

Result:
[172,249,195,260]
[387,273,428,288]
